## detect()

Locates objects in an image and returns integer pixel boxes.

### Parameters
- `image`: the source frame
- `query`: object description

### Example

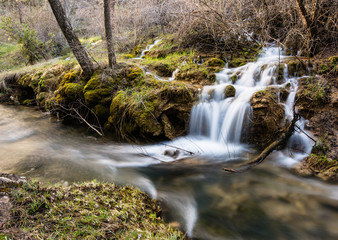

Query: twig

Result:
[71,107,104,137]
[138,153,168,163]
[295,124,316,143]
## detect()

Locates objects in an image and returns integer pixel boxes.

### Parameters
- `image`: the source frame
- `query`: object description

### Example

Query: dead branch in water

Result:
[224,110,301,173]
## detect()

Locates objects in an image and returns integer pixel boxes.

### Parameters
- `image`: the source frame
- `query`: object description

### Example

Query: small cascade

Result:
[134,39,161,59]
[186,47,313,161]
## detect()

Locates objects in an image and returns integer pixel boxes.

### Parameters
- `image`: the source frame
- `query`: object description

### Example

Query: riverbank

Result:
[0,172,184,239]
[0,36,337,182]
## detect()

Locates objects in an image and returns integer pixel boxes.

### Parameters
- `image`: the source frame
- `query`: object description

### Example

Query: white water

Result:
[134,39,162,59]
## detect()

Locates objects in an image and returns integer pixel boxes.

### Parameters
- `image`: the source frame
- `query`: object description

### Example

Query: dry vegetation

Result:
[1,0,336,64]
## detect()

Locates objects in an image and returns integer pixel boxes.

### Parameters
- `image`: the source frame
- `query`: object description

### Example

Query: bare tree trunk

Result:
[104,0,116,68]
[17,0,23,24]
[294,0,320,55]
[48,0,94,78]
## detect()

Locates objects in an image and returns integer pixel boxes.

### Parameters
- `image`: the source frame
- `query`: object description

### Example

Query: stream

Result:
[1,47,338,239]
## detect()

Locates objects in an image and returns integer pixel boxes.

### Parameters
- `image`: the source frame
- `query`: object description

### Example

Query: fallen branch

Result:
[71,108,104,137]
[224,111,300,173]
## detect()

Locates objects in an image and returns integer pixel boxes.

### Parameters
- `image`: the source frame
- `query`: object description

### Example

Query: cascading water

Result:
[134,39,162,59]
[185,47,313,161]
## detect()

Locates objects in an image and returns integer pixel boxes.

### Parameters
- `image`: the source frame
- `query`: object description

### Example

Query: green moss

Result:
[127,67,144,81]
[93,104,110,121]
[7,180,184,239]
[63,83,84,101]
[224,85,236,98]
[307,154,337,170]
[84,88,112,106]
[228,58,247,68]
[22,99,35,105]
[83,71,105,91]
[204,58,225,67]
[329,56,338,66]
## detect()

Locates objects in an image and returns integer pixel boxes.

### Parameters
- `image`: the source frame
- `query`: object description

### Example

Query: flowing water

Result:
[1,48,338,239]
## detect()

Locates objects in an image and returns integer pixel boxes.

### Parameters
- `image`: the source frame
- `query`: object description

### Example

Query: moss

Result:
[106,80,198,140]
[306,154,337,170]
[127,67,144,81]
[63,83,84,101]
[329,56,338,66]
[276,64,285,84]
[287,61,308,76]
[7,180,184,240]
[93,104,110,121]
[84,88,112,107]
[22,99,35,105]
[83,71,107,92]
[204,58,225,67]
[224,85,236,98]
[150,63,175,77]
[60,69,80,85]
[228,58,247,68]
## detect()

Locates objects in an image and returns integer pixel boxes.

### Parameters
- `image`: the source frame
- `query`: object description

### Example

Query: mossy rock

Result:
[84,88,112,107]
[207,89,215,99]
[63,83,84,101]
[61,69,81,85]
[127,67,143,81]
[93,104,110,121]
[83,71,111,92]
[249,88,286,149]
[296,76,329,118]
[287,61,308,77]
[224,85,236,98]
[150,63,175,77]
[228,58,247,68]
[205,58,225,67]
[106,81,198,141]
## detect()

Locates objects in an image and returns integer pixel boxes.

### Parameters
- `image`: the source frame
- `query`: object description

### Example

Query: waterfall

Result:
[186,47,313,160]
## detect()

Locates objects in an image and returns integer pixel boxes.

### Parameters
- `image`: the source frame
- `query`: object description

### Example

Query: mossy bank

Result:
[0,173,184,239]
[0,61,198,142]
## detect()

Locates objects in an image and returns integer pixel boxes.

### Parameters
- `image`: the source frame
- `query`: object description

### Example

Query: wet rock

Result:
[148,63,175,77]
[248,88,285,149]
[164,149,180,159]
[224,85,236,98]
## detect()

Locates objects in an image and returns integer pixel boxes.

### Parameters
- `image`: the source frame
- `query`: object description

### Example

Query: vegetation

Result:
[5,180,184,239]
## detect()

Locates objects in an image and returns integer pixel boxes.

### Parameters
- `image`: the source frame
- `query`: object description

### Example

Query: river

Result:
[0,104,338,239]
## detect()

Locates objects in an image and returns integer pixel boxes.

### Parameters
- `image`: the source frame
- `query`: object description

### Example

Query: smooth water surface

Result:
[0,104,338,239]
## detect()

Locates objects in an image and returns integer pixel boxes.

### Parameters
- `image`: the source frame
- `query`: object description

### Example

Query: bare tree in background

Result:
[48,0,94,77]
[104,0,116,68]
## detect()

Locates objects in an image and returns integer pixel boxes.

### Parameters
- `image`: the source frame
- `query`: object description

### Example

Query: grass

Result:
[0,42,24,72]
[7,180,184,239]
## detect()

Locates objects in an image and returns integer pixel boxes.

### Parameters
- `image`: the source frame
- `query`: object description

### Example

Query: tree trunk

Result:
[17,0,23,24]
[294,0,319,56]
[104,0,116,68]
[48,0,94,78]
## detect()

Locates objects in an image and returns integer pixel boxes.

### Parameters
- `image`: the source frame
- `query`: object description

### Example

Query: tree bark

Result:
[48,0,94,78]
[104,0,116,68]
[294,0,320,55]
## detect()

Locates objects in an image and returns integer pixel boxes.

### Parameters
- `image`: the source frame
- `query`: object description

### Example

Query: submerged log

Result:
[224,109,300,173]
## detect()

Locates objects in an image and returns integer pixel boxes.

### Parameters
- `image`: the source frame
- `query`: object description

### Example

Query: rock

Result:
[248,88,285,149]
[224,85,236,98]
[164,149,180,159]
[204,58,225,67]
